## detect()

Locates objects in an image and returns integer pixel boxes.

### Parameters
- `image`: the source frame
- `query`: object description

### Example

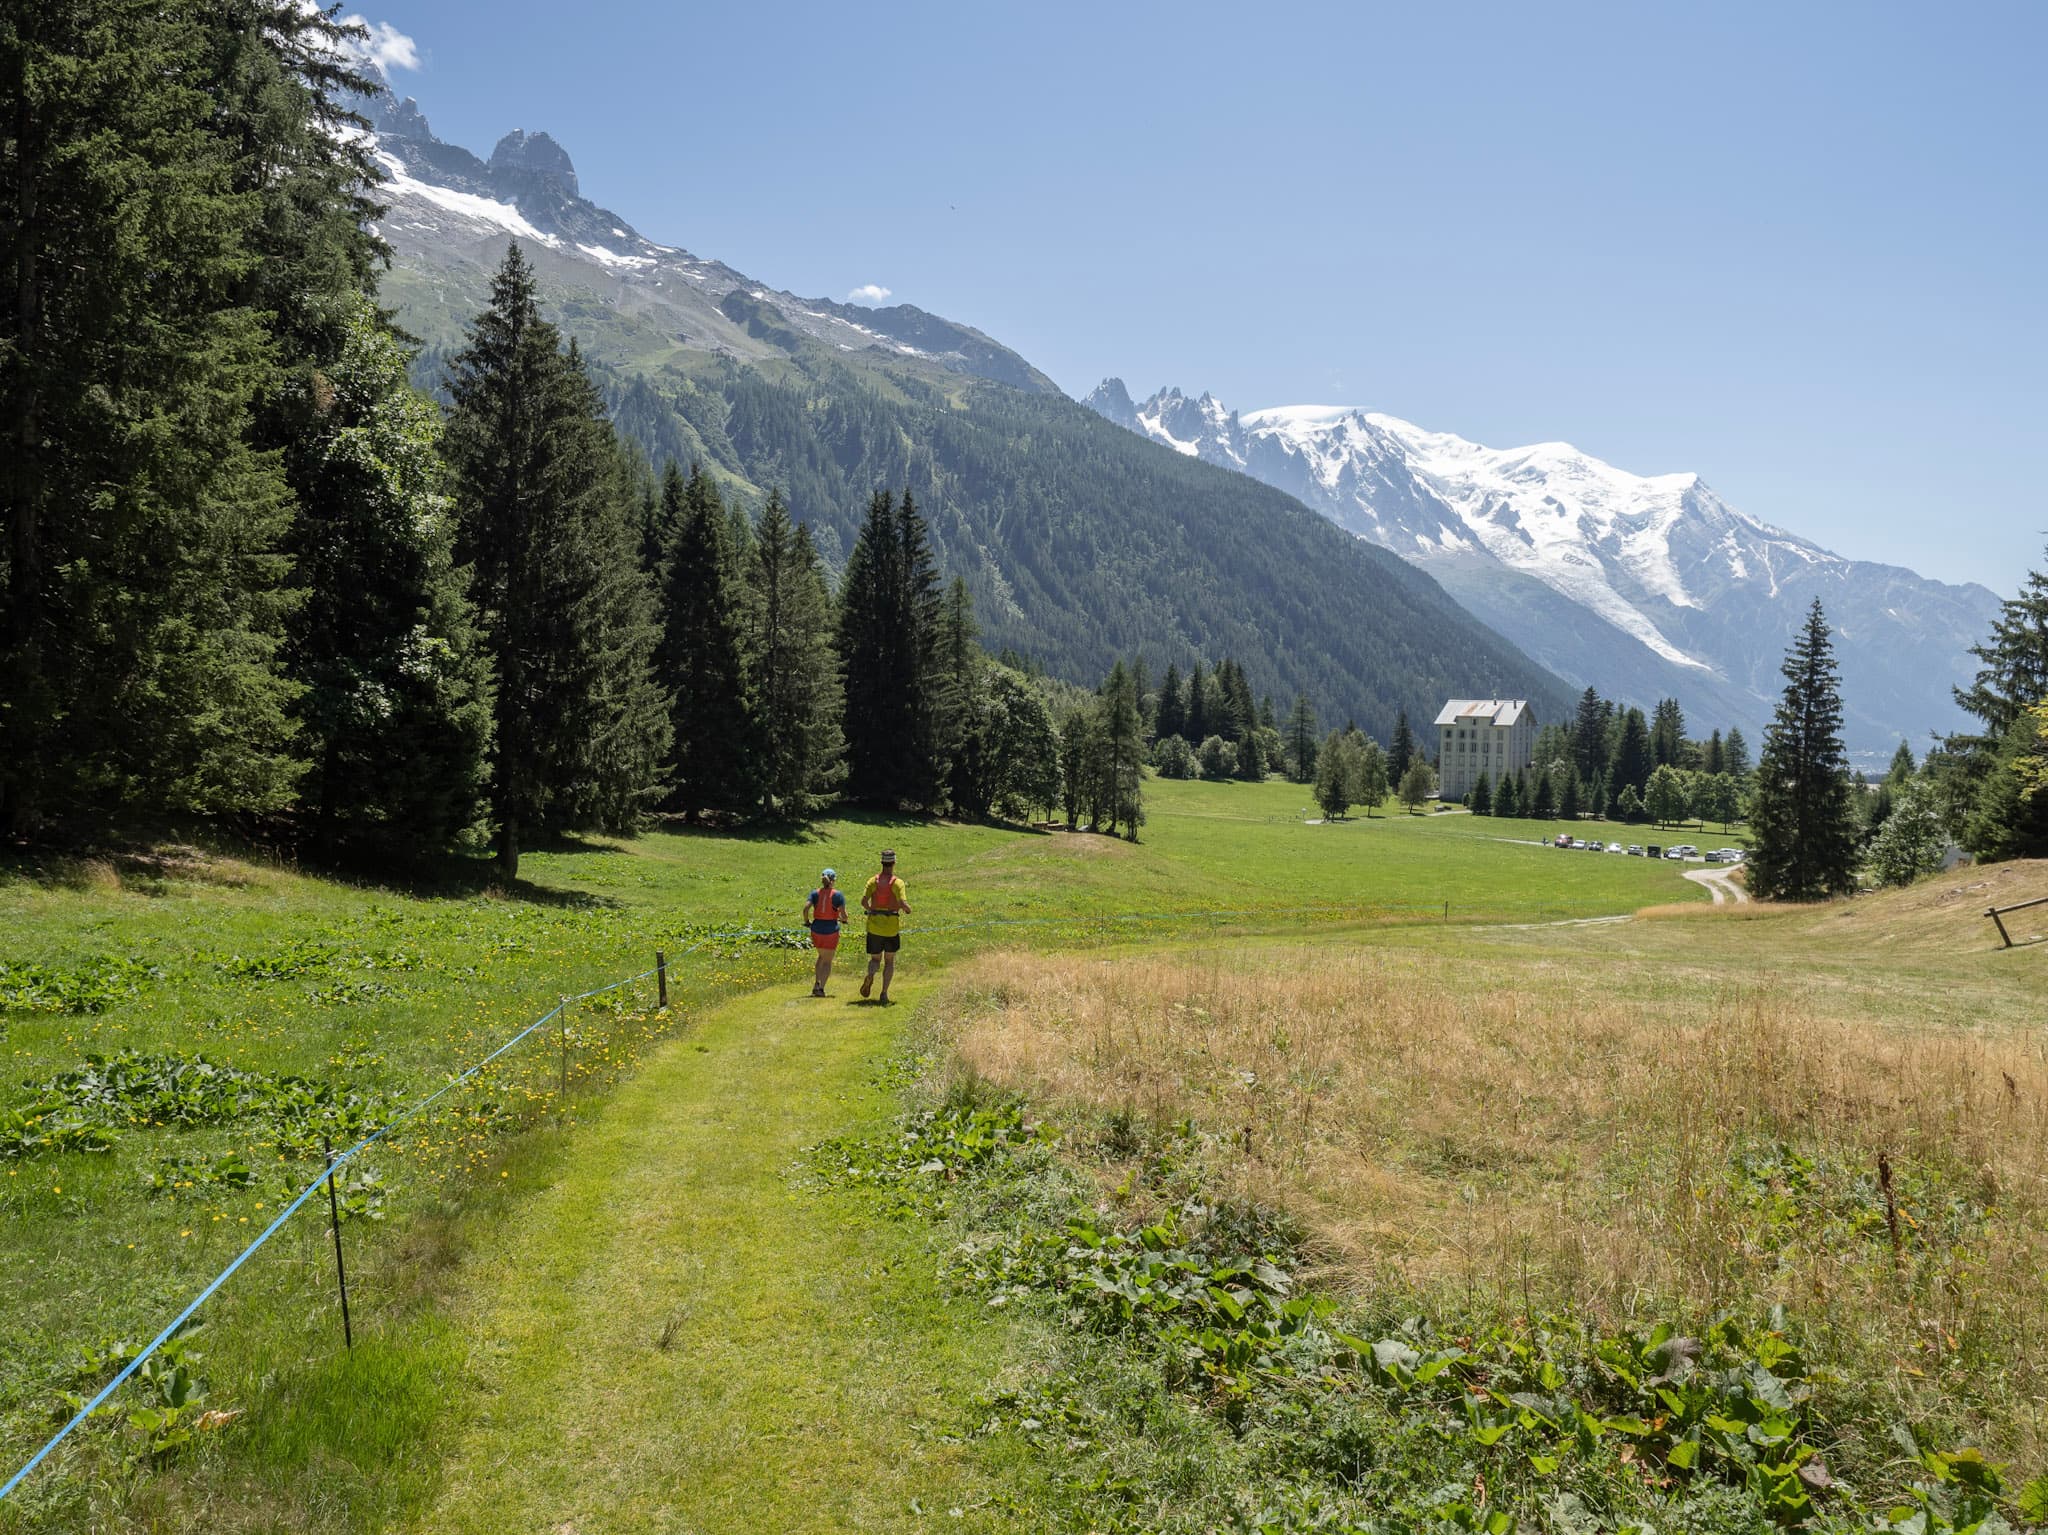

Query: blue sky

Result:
[360,0,2043,595]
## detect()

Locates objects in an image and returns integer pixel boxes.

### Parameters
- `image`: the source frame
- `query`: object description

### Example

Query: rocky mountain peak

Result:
[1083,378,1138,429]
[489,131,578,196]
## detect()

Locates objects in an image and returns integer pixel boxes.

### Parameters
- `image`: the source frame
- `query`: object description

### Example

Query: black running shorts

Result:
[865,933,901,955]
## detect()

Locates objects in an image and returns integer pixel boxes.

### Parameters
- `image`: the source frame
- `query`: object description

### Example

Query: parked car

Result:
[1627,845,1644,857]
[1607,841,1624,853]
[1646,844,1662,858]
[1554,833,1573,848]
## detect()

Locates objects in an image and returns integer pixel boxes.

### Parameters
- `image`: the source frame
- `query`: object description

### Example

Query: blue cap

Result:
[820,868,836,881]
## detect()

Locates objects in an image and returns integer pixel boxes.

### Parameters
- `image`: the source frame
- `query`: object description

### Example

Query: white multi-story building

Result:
[1434,699,1535,800]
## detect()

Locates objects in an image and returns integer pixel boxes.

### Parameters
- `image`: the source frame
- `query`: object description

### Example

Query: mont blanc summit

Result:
[1086,382,2001,757]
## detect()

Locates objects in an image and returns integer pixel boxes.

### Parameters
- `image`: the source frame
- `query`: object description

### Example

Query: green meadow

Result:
[29,780,2026,1531]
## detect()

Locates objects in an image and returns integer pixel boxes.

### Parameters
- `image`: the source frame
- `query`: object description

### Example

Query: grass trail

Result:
[401,979,1028,1535]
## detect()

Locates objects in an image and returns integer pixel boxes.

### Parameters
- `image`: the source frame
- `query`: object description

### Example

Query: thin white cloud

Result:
[342,16,421,75]
[846,283,891,306]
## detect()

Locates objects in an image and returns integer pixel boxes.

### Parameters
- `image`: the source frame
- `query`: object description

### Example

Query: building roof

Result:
[1435,699,1533,727]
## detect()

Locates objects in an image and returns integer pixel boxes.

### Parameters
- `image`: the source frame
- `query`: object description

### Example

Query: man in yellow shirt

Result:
[858,849,911,1004]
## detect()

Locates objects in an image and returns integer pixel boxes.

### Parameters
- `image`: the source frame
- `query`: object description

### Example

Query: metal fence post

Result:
[323,1136,353,1350]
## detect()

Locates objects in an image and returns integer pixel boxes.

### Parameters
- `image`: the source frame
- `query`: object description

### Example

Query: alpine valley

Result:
[359,86,1574,740]
[1085,384,2004,758]
[359,83,1987,758]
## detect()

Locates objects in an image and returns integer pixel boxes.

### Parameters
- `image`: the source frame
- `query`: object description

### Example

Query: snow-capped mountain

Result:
[357,88,1055,392]
[1086,382,2002,756]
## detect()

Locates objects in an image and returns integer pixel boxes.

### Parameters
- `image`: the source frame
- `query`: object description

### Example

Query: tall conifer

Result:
[1748,599,1859,901]
[745,493,844,816]
[2,0,304,830]
[1388,710,1415,782]
[1155,662,1186,744]
[286,297,492,856]
[656,463,753,819]
[444,246,669,875]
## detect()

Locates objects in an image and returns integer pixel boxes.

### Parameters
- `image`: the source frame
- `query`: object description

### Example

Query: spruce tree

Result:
[1612,708,1654,799]
[1388,709,1415,783]
[1559,770,1582,821]
[1747,599,1859,901]
[1532,768,1558,820]
[1184,661,1210,746]
[1496,769,1521,818]
[744,492,844,817]
[838,489,946,808]
[286,296,492,857]
[1468,771,1493,816]
[1651,698,1686,768]
[1573,688,1611,788]
[1723,727,1752,780]
[444,247,669,875]
[657,463,754,819]
[1953,546,2048,749]
[1285,694,1319,784]
[939,578,987,813]
[1155,662,1186,745]
[2,0,304,831]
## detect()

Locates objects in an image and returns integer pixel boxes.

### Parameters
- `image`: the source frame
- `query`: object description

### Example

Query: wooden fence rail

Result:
[1986,895,2048,949]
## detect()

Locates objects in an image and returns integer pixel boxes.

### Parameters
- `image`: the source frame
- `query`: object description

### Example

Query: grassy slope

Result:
[0,779,1711,1530]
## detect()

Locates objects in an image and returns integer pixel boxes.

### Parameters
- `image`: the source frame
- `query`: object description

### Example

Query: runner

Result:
[858,849,911,1004]
[803,869,846,997]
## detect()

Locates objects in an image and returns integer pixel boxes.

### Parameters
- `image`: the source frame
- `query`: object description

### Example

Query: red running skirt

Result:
[811,932,839,951]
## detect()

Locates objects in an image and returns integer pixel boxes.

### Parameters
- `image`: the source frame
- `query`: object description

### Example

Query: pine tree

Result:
[838,489,946,808]
[1468,771,1493,816]
[655,463,754,819]
[1953,547,2048,748]
[1184,661,1210,746]
[1703,729,1725,776]
[444,247,669,876]
[1532,768,1558,820]
[1963,701,2048,861]
[1747,599,1859,901]
[1388,709,1416,783]
[744,493,844,817]
[1558,770,1582,821]
[1155,662,1186,745]
[286,296,492,857]
[1285,694,1319,783]
[1887,740,1917,783]
[1612,708,1654,799]
[1573,688,1611,788]
[2,0,305,831]
[1650,698,1686,768]
[1495,770,1521,818]
[938,578,986,813]
[1723,727,1752,780]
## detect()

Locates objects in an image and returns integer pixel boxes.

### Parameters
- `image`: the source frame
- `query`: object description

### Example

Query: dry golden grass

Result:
[940,873,2048,1468]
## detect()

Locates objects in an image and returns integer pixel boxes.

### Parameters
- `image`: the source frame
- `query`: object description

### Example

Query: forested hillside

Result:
[416,333,1576,741]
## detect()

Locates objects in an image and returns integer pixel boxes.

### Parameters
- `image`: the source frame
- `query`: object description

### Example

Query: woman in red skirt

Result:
[803,869,847,997]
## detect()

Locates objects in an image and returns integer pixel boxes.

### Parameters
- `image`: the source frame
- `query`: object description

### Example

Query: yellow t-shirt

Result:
[862,874,907,937]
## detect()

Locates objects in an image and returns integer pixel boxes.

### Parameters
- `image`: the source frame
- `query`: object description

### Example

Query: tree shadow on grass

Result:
[0,831,621,911]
